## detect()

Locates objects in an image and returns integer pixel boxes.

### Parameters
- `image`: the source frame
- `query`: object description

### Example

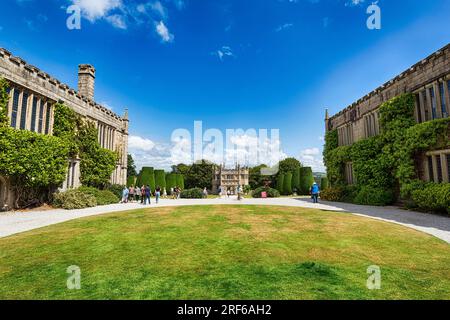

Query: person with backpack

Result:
[310,182,320,204]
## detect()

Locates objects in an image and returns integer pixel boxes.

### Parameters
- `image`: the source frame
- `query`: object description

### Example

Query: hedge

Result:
[252,187,281,198]
[292,168,301,194]
[353,186,395,206]
[53,189,97,210]
[154,170,166,190]
[300,167,314,195]
[127,176,136,187]
[411,183,450,214]
[78,187,119,206]
[166,173,177,194]
[276,174,284,194]
[176,174,185,190]
[283,172,293,195]
[137,167,155,191]
[180,188,203,199]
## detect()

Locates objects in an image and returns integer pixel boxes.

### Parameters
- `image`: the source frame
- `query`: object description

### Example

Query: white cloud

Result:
[345,0,365,7]
[299,148,325,172]
[155,21,174,43]
[129,135,156,152]
[72,0,122,22]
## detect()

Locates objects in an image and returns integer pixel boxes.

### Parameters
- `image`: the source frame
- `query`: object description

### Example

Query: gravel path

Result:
[1,197,449,243]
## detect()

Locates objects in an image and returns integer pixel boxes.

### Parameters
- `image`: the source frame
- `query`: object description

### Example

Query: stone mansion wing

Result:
[0,47,129,188]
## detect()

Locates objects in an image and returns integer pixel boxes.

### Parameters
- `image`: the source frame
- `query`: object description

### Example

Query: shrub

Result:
[300,167,314,195]
[78,187,119,205]
[320,177,329,190]
[252,187,281,198]
[180,188,204,199]
[276,174,284,194]
[106,184,125,199]
[320,185,359,203]
[353,186,395,206]
[283,172,293,195]
[53,190,97,210]
[320,187,345,202]
[411,183,450,214]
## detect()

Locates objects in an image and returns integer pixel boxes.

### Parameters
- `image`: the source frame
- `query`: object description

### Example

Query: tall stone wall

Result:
[0,47,129,187]
[326,44,450,144]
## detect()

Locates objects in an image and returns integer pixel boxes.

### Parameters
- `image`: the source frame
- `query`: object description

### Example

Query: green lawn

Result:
[0,205,449,300]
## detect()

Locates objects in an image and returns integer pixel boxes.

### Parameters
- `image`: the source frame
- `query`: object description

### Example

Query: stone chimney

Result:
[78,64,96,100]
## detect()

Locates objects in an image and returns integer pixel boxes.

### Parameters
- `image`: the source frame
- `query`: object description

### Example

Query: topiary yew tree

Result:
[276,174,284,194]
[154,170,166,190]
[300,167,314,195]
[283,172,293,195]
[166,173,177,194]
[138,167,156,190]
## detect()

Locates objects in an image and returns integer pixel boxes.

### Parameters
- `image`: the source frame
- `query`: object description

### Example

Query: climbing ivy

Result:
[323,92,450,211]
[0,78,118,207]
[77,122,117,189]
[0,78,9,126]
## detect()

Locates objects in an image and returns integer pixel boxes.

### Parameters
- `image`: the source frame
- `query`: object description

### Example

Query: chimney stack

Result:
[78,64,96,100]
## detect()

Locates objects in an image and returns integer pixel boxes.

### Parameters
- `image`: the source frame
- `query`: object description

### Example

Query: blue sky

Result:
[0,0,449,171]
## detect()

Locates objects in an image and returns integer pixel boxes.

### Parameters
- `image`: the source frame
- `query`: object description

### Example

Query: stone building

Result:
[325,43,450,185]
[0,47,129,210]
[212,165,249,195]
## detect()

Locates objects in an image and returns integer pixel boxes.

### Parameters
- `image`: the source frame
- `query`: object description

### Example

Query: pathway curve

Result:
[1,197,449,243]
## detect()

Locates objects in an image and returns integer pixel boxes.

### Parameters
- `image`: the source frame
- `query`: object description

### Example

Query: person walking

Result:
[310,182,320,204]
[122,186,129,204]
[144,185,151,205]
[129,186,135,203]
[163,188,167,199]
[135,186,141,203]
[203,188,208,199]
[141,186,145,204]
[237,185,242,201]
[155,186,161,204]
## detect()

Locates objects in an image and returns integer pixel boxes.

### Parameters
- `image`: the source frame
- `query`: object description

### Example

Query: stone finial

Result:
[123,108,129,120]
[325,108,329,121]
[78,64,96,101]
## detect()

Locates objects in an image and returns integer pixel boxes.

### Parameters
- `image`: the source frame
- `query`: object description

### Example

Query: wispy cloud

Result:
[275,23,293,32]
[68,0,183,43]
[212,46,234,61]
[155,20,174,43]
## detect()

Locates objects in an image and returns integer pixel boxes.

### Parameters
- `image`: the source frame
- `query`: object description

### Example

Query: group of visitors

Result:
[170,187,182,200]
[121,185,183,205]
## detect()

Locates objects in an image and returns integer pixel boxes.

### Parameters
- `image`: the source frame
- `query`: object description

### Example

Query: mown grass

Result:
[0,205,449,300]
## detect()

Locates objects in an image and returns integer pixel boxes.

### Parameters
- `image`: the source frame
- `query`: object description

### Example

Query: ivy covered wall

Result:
[0,78,118,208]
[323,93,450,213]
